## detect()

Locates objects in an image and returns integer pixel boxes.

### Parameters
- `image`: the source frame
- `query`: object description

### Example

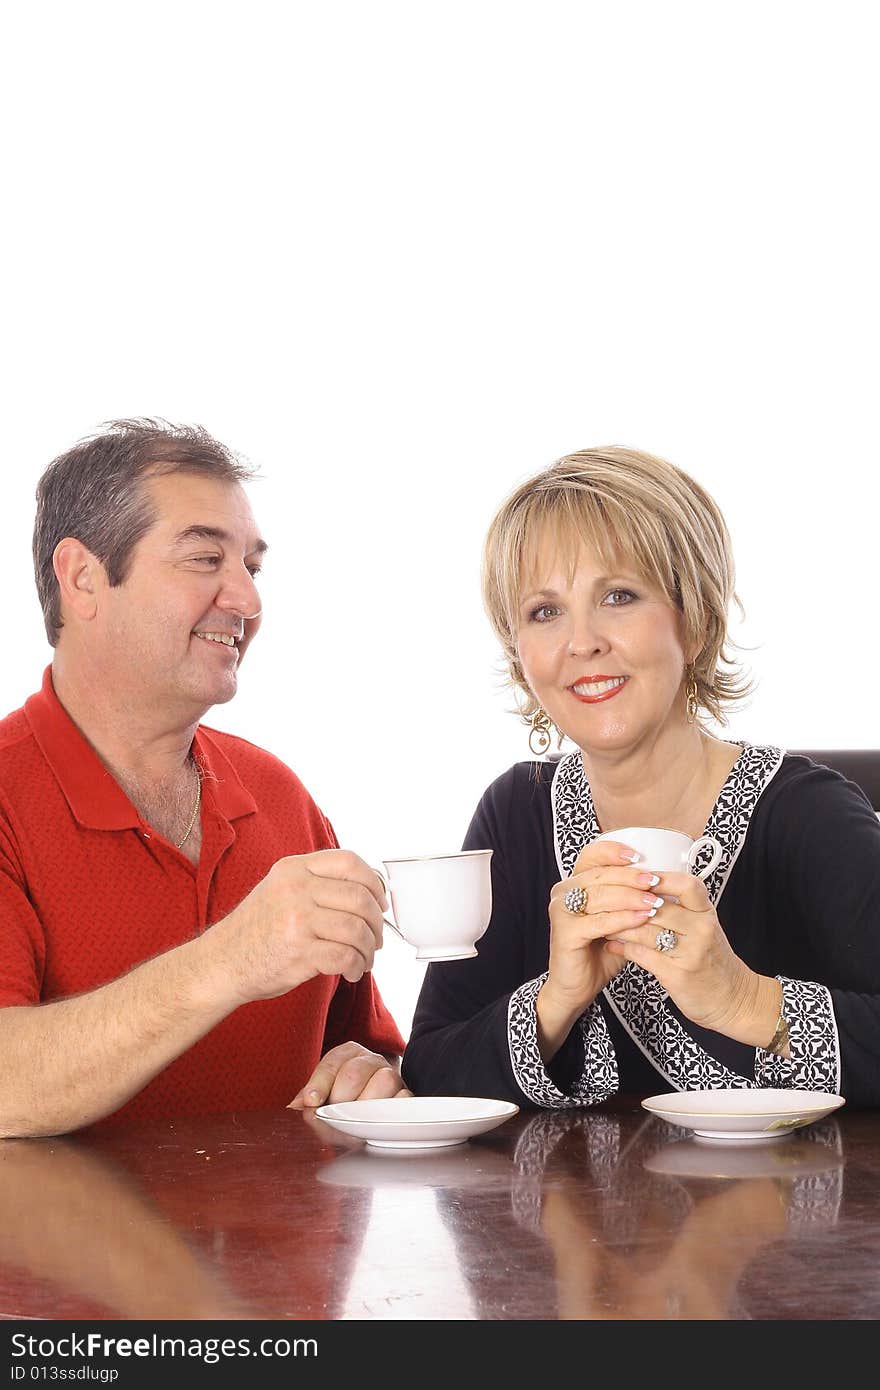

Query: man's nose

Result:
[216,564,261,621]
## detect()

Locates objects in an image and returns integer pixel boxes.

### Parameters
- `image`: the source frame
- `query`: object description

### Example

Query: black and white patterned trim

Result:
[607,960,752,1090]
[550,740,784,889]
[756,976,841,1093]
[697,742,786,902]
[548,741,834,1093]
[507,973,618,1107]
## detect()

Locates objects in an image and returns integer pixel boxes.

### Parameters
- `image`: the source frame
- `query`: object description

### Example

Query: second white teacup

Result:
[380,850,493,962]
[594,826,722,880]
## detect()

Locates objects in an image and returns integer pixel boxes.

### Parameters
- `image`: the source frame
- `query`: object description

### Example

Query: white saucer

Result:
[314,1096,519,1149]
[641,1088,845,1142]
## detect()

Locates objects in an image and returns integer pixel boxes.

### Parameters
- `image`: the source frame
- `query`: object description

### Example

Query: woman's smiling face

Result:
[515,524,692,755]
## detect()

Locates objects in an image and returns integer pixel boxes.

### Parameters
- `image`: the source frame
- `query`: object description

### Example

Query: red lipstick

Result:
[568,675,628,704]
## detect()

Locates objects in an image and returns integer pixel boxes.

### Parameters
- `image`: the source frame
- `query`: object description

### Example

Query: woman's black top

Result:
[402,745,880,1108]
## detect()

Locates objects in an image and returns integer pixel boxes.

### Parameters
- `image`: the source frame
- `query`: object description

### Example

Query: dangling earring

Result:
[528,708,553,756]
[685,667,699,724]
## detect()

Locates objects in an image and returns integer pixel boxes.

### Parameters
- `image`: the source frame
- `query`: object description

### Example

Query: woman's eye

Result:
[247,565,262,579]
[603,589,636,606]
[529,604,560,622]
[192,555,221,566]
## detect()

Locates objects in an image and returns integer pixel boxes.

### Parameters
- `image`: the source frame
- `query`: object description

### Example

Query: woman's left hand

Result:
[603,870,760,1038]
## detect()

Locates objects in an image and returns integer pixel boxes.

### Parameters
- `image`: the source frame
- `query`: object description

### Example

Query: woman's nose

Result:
[567,613,609,657]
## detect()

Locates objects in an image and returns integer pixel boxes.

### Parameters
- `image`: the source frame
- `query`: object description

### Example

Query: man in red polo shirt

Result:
[0,420,406,1134]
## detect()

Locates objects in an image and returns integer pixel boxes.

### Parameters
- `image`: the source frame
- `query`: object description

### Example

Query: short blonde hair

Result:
[482,446,751,726]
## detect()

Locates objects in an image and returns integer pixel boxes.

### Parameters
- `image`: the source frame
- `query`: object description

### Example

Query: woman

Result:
[402,447,880,1108]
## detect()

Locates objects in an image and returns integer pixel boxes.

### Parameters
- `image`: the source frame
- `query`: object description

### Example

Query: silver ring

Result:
[563,886,589,915]
[655,927,677,953]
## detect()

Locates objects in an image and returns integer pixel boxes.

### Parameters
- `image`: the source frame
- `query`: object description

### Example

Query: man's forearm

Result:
[0,848,388,1136]
[0,933,233,1137]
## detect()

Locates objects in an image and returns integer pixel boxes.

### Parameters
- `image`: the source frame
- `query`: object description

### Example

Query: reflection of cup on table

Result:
[595,826,722,880]
[379,850,492,961]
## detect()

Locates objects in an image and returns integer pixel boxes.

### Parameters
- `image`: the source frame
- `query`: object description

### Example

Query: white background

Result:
[2,2,878,1037]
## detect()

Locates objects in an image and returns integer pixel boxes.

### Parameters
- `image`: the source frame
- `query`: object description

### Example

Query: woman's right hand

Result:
[536,840,663,1060]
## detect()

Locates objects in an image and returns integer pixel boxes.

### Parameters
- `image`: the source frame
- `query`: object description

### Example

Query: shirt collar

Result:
[25,666,257,829]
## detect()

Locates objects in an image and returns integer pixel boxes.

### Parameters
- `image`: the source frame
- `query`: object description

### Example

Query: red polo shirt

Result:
[0,668,404,1123]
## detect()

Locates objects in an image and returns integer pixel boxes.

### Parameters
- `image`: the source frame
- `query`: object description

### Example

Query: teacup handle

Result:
[687,835,722,880]
[382,912,406,943]
[373,868,407,943]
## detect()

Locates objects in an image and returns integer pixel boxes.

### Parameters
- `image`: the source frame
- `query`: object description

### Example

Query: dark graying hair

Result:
[33,418,258,646]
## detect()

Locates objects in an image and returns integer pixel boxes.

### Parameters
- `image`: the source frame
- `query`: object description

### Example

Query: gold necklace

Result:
[176,761,202,849]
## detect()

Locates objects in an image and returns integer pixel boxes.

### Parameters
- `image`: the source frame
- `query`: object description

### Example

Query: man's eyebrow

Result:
[172,524,268,555]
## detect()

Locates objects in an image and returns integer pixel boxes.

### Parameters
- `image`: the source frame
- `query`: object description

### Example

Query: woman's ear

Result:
[683,610,711,669]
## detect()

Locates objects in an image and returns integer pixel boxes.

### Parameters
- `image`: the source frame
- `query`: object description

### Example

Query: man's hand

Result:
[288,1042,411,1109]
[0,848,399,1139]
[203,849,389,1007]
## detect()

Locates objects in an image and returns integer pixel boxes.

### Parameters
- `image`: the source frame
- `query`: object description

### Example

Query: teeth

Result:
[573,677,626,696]
[195,632,236,646]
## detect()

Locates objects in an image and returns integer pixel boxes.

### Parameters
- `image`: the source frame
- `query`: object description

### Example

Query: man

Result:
[0,420,407,1136]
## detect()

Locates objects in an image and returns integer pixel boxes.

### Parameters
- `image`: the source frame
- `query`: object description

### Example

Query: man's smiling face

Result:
[95,470,266,718]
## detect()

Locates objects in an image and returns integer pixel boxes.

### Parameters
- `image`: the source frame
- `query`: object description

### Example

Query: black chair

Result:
[790,750,880,812]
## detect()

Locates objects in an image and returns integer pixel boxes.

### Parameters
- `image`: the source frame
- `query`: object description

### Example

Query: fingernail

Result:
[308,1089,321,1101]
[643,907,657,918]
[642,895,664,908]
[637,872,661,887]
[622,851,641,863]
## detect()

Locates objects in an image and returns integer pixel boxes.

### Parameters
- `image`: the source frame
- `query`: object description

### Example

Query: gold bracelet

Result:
[766,1009,789,1054]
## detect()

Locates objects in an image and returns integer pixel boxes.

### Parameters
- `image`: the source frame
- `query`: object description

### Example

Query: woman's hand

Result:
[537,840,665,1059]
[602,869,778,1044]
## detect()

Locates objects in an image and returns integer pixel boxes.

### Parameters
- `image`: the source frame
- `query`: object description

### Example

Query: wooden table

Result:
[1,1097,878,1321]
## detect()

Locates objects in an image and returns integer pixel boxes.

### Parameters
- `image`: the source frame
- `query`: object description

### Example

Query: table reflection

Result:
[507,1111,843,1319]
[0,1101,866,1322]
[317,1138,518,1193]
[0,1137,255,1319]
[0,1115,372,1321]
[313,1105,846,1320]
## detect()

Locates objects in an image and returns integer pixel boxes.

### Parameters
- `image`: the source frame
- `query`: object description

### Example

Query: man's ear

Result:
[52,538,104,624]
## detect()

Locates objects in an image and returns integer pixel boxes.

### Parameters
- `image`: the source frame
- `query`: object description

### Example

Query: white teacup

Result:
[379,850,493,961]
[594,826,722,880]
